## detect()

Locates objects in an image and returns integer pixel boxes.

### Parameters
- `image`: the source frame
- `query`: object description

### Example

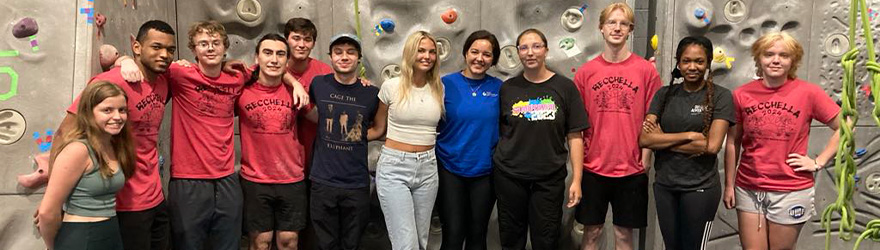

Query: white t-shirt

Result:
[378,77,442,146]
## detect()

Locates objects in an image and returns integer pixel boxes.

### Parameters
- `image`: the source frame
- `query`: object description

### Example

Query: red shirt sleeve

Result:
[811,85,841,124]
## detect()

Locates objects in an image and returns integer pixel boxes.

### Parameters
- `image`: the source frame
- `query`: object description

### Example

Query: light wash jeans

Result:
[376,146,439,250]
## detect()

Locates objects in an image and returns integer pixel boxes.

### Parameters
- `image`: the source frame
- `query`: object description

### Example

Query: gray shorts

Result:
[735,186,815,225]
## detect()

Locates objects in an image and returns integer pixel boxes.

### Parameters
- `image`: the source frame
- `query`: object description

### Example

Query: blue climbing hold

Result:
[380,19,395,33]
[856,148,867,158]
[694,8,705,19]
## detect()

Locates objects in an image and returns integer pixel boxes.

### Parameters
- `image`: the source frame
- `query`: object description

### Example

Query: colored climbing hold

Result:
[99,44,120,71]
[558,38,581,57]
[561,7,584,32]
[441,8,458,24]
[713,47,735,69]
[373,18,396,36]
[380,19,395,33]
[12,18,38,38]
[856,148,868,158]
[694,8,705,18]
[694,8,711,25]
[651,35,658,51]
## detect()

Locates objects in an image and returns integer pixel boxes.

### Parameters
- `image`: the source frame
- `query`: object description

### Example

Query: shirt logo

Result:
[511,97,557,121]
[690,104,705,115]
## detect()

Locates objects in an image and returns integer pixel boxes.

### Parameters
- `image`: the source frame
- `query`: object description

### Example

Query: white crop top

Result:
[378,77,442,146]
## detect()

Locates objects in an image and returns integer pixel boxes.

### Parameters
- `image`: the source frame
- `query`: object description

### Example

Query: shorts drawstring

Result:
[756,191,767,229]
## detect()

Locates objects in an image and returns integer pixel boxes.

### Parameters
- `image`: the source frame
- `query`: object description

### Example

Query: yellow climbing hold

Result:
[713,47,735,69]
[651,34,658,51]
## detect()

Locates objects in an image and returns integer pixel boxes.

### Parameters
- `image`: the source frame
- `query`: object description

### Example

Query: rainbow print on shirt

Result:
[511,97,557,121]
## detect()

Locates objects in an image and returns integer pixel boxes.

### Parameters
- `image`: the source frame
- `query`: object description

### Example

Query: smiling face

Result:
[286,31,315,61]
[759,41,793,80]
[413,38,437,74]
[191,31,226,67]
[600,9,633,47]
[516,32,548,70]
[464,39,494,77]
[678,44,708,84]
[92,95,128,135]
[255,39,290,79]
[134,29,176,74]
[330,43,359,75]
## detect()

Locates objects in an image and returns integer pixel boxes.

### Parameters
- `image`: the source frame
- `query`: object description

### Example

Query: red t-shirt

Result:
[67,67,168,211]
[237,82,305,184]
[167,64,246,179]
[289,58,332,167]
[573,54,662,177]
[734,79,840,191]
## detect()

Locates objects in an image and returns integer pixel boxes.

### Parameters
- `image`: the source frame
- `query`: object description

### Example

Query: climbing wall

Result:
[657,0,880,249]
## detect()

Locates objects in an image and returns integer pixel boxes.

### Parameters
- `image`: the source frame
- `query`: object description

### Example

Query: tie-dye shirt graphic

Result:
[511,97,558,121]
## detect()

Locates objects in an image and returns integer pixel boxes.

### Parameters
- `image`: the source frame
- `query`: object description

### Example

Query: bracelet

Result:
[814,159,821,171]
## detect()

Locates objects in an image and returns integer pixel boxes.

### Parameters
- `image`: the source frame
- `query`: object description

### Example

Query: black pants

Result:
[55,217,123,250]
[494,168,565,250]
[117,201,170,250]
[438,166,495,250]
[309,181,371,250]
[653,183,721,250]
[168,173,243,250]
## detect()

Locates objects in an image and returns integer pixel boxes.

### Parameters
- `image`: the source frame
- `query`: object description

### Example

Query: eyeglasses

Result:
[196,41,223,49]
[603,20,632,29]
[517,43,546,52]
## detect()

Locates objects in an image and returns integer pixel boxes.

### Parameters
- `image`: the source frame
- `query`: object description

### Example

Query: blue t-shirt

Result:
[308,74,380,188]
[436,72,503,177]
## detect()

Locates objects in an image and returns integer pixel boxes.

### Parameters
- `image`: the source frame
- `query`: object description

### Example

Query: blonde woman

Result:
[37,81,135,250]
[724,32,840,249]
[368,31,444,250]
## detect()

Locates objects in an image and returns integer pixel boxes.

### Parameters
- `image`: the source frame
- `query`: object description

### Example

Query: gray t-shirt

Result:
[647,83,734,190]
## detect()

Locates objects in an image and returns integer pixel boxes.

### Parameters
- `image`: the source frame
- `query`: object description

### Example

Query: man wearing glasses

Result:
[572,3,662,250]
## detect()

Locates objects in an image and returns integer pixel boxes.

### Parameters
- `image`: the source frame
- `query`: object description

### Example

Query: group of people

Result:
[34,2,841,250]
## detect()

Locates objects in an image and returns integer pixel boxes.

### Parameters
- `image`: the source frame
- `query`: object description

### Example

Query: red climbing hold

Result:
[442,8,458,24]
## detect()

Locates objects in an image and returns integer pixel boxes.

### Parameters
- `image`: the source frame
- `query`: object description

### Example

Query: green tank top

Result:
[62,139,125,217]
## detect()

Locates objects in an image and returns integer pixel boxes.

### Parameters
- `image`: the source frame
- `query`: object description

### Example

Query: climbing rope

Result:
[854,0,880,246]
[820,0,880,249]
[353,0,367,78]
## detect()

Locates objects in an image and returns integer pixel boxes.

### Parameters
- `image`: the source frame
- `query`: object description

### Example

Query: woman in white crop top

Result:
[367,30,444,250]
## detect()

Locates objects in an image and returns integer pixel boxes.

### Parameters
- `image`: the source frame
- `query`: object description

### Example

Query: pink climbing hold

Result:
[441,8,458,24]
[12,17,38,38]
[18,153,50,189]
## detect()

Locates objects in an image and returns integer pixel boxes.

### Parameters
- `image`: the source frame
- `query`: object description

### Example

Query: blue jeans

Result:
[376,146,439,250]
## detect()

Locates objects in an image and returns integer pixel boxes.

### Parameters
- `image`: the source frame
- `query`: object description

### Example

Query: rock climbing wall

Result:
[0,0,176,249]
[657,0,880,249]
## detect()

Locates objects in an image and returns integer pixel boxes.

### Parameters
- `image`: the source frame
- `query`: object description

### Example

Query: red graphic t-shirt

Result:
[734,79,840,191]
[573,54,662,177]
[67,67,168,211]
[237,82,305,184]
[167,64,247,179]
[289,58,332,168]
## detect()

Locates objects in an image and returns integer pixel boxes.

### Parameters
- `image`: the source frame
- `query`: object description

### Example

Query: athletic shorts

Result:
[576,171,648,228]
[241,178,308,232]
[735,186,815,225]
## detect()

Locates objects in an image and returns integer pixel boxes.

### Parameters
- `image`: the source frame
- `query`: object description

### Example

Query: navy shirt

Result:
[437,72,503,177]
[647,83,735,190]
[308,74,380,188]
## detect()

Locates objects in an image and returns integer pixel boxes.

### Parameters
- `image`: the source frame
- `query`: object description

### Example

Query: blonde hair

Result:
[187,21,230,51]
[751,32,803,79]
[599,2,635,29]
[51,82,135,179]
[398,31,444,109]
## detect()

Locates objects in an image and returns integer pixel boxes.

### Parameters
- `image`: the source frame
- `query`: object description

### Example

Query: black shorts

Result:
[576,171,648,228]
[241,178,308,233]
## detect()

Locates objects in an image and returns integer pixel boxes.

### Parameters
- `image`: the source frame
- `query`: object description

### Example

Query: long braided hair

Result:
[657,36,715,135]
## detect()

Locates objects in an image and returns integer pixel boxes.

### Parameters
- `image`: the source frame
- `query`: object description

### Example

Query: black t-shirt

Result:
[494,74,590,180]
[308,74,380,188]
[647,83,735,190]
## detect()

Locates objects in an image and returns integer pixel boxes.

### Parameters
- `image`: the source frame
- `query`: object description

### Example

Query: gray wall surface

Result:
[3,0,880,249]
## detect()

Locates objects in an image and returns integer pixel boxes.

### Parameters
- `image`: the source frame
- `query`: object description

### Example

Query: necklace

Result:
[466,77,484,97]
